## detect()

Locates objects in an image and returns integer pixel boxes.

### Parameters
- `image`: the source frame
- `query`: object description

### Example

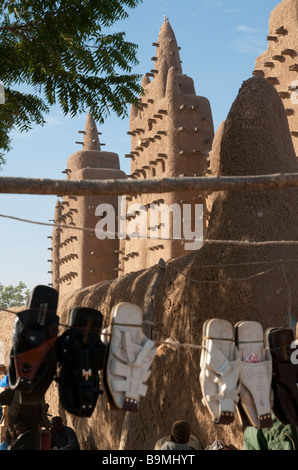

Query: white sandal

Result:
[199,318,240,424]
[102,302,156,411]
[235,321,273,428]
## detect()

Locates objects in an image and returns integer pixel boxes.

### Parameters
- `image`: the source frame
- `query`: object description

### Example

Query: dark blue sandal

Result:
[56,307,107,417]
[265,327,298,426]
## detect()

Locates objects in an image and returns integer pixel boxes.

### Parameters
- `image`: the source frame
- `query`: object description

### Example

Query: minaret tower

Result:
[253,0,298,156]
[51,113,126,297]
[122,17,214,274]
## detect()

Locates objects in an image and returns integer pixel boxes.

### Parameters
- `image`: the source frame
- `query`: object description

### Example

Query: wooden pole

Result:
[1,173,298,196]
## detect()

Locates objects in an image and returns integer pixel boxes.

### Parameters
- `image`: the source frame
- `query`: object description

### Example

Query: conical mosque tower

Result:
[121,17,214,275]
[254,0,298,157]
[49,18,215,290]
[50,113,126,296]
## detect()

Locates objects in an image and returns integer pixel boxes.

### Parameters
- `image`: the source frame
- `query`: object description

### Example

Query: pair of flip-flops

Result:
[8,285,107,418]
[200,319,273,428]
[101,302,157,412]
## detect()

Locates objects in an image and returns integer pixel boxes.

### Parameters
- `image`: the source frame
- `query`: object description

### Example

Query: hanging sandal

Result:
[265,327,298,426]
[235,320,273,428]
[56,307,107,417]
[101,302,156,411]
[199,318,240,425]
[8,285,59,405]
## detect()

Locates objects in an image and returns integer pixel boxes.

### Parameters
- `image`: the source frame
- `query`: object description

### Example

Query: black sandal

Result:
[265,327,298,425]
[56,307,107,417]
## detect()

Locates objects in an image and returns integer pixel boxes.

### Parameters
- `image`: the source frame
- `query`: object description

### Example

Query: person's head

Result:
[170,420,191,444]
[50,416,63,434]
[13,421,29,437]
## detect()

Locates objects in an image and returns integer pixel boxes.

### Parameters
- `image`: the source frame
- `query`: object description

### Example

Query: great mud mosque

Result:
[49,0,298,301]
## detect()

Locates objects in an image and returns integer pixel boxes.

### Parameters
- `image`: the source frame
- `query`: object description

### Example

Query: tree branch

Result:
[0,22,36,31]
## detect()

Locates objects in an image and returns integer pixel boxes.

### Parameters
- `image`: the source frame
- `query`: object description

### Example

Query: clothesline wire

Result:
[0,215,297,344]
[167,263,279,284]
[3,211,298,249]
[0,306,200,348]
[0,306,295,355]
[182,258,298,269]
[0,308,104,335]
[166,262,295,331]
[0,261,290,331]
[1,209,298,283]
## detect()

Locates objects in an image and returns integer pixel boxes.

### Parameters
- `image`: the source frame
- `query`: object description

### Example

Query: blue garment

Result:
[50,425,80,450]
[0,441,8,450]
[0,376,9,388]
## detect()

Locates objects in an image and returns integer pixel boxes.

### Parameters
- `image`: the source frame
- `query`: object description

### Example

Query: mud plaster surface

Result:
[0,76,295,450]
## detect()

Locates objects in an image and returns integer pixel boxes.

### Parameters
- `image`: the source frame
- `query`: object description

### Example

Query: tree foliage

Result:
[0,0,143,165]
[0,281,30,308]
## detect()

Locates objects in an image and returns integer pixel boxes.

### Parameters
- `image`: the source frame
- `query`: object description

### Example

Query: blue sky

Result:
[0,0,281,290]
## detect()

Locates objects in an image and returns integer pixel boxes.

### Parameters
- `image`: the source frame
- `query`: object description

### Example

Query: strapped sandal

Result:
[235,321,273,428]
[101,302,156,411]
[199,318,240,425]
[56,307,107,417]
[265,327,298,426]
[8,285,59,405]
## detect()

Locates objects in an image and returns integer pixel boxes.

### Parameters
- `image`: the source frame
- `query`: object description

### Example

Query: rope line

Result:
[0,307,295,356]
[182,258,298,269]
[3,212,298,248]
[166,263,278,284]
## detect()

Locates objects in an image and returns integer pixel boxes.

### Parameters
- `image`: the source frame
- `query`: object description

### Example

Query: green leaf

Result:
[0,281,30,308]
[0,0,143,167]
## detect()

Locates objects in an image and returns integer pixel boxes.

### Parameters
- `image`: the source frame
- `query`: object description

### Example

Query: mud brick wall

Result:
[254,0,298,157]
